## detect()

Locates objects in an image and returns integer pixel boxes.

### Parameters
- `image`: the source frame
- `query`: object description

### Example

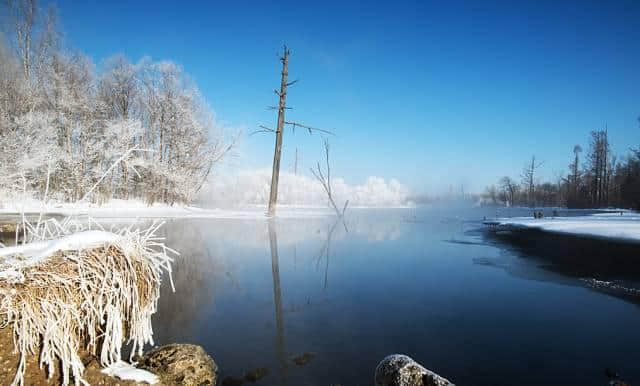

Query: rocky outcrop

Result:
[375,355,455,386]
[137,344,218,386]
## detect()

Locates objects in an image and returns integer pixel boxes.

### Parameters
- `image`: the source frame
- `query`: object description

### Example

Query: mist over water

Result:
[199,169,413,208]
[151,207,640,386]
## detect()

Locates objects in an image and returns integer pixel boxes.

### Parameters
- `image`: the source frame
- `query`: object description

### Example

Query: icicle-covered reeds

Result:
[0,217,176,386]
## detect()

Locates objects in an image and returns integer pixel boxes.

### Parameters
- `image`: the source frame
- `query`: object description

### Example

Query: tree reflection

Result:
[315,219,341,292]
[268,219,287,385]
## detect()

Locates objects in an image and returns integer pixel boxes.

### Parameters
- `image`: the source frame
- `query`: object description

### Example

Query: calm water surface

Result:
[151,207,640,386]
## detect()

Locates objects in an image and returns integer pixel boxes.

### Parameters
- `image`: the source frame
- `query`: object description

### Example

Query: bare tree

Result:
[484,185,498,204]
[499,176,517,206]
[521,155,543,207]
[266,46,290,216]
[256,46,333,216]
[6,0,37,79]
[571,145,582,195]
[587,129,610,207]
[310,138,348,219]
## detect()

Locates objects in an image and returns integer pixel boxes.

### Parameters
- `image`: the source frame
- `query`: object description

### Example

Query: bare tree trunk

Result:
[267,47,290,216]
[527,157,535,206]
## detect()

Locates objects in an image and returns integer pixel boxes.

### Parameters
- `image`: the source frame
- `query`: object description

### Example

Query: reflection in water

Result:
[154,222,223,334]
[267,217,341,385]
[148,208,640,386]
[267,220,287,385]
[315,219,340,292]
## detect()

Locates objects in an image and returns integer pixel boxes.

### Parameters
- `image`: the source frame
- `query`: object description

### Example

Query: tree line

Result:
[483,125,640,210]
[0,0,232,205]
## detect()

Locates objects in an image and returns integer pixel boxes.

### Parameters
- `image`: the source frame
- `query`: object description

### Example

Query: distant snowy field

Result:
[485,211,640,243]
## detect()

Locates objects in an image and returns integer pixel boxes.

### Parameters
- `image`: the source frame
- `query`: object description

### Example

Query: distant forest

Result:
[483,127,640,210]
[0,1,232,205]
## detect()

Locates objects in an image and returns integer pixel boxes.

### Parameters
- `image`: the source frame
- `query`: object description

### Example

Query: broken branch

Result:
[284,121,334,136]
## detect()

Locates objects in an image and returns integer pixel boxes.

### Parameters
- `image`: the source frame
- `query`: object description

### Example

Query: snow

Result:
[0,231,120,269]
[0,197,412,220]
[485,212,640,243]
[0,198,339,219]
[100,361,158,384]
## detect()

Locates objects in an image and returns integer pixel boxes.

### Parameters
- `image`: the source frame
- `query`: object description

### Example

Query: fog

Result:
[199,169,413,208]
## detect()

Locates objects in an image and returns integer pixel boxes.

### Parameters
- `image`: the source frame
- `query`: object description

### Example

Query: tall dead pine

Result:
[268,47,290,216]
[257,46,333,216]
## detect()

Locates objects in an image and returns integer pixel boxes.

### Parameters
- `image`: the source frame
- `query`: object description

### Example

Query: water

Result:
[151,207,640,386]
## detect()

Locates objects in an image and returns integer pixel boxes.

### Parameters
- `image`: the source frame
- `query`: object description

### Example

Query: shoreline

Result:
[483,212,640,244]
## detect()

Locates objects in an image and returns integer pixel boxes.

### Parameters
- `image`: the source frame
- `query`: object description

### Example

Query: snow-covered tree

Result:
[0,3,233,205]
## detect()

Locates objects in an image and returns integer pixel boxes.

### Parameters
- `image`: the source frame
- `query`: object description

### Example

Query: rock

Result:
[374,355,455,386]
[137,344,218,386]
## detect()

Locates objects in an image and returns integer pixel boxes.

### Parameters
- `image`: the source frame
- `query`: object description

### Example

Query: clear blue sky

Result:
[51,0,639,194]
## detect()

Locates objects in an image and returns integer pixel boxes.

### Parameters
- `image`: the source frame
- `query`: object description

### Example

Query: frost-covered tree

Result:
[0,2,233,205]
[0,112,60,197]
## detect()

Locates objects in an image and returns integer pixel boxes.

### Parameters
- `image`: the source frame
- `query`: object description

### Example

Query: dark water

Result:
[151,207,640,386]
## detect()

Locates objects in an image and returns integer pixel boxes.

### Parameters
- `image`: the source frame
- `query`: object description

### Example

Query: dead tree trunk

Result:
[267,47,290,216]
[257,46,333,216]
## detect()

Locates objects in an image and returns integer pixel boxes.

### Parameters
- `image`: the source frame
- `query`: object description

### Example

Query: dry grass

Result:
[0,219,175,386]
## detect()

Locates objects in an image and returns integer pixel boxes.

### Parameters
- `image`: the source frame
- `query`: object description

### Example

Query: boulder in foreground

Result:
[137,344,218,386]
[375,354,455,386]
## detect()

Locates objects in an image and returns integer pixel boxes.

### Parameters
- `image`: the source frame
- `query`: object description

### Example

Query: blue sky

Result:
[51,0,639,194]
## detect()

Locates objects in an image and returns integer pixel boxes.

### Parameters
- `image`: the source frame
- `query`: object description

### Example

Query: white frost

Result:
[100,361,158,384]
[0,231,120,268]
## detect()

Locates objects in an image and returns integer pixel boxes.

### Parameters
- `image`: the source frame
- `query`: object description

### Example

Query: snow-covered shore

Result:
[0,198,339,220]
[484,211,640,243]
[0,198,417,220]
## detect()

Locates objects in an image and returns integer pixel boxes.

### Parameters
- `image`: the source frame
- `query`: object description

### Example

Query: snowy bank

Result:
[484,212,640,243]
[0,198,416,220]
[0,198,341,219]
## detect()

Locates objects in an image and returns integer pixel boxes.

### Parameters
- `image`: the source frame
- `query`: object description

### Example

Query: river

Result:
[150,207,640,386]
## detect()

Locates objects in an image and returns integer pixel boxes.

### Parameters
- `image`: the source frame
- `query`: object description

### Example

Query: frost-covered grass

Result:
[485,211,640,243]
[0,217,175,386]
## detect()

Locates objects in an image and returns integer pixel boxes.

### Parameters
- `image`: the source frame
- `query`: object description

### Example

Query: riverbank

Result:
[483,211,640,243]
[0,198,340,220]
